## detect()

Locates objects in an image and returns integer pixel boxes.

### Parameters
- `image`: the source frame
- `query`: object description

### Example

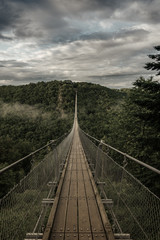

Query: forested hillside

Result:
[0,79,160,197]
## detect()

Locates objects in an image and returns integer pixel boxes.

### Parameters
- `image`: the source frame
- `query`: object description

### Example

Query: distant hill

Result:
[0,80,125,146]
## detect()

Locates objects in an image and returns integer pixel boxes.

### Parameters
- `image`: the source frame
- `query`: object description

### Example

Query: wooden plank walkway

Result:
[42,118,114,240]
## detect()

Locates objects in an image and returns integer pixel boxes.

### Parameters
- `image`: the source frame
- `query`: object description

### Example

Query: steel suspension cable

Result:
[0,130,71,175]
[80,128,160,175]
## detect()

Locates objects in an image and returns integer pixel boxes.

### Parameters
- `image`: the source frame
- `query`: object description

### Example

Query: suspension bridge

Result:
[0,94,160,240]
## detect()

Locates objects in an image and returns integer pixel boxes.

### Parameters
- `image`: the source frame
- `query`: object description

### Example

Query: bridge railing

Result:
[0,129,74,240]
[79,128,160,240]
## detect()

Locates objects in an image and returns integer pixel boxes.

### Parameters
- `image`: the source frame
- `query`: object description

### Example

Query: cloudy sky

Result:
[0,0,160,88]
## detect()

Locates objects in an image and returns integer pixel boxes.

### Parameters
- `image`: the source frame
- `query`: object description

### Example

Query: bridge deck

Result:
[42,122,114,240]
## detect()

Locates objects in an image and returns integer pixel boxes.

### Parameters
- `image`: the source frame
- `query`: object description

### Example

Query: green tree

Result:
[106,77,160,196]
[144,45,160,75]
[132,77,160,132]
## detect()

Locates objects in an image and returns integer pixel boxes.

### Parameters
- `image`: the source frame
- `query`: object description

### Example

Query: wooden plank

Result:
[69,181,77,198]
[78,199,91,232]
[52,198,68,232]
[87,198,104,232]
[67,163,72,171]
[77,163,82,169]
[60,180,70,198]
[64,233,78,240]
[71,163,77,170]
[79,233,93,240]
[83,180,95,197]
[78,179,86,197]
[93,233,107,240]
[83,170,91,181]
[77,169,83,179]
[77,160,86,196]
[49,233,64,240]
[71,170,77,181]
[65,195,78,233]
[81,163,87,170]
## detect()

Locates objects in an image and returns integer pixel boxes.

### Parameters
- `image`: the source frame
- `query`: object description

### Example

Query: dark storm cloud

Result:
[91,0,151,8]
[11,0,43,3]
[84,0,160,24]
[0,0,159,42]
[149,10,160,22]
[14,24,43,39]
[0,1,19,31]
[89,0,129,9]
[0,0,62,40]
[0,0,160,87]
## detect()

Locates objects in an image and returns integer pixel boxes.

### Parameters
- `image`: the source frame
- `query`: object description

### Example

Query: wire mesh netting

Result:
[79,128,160,240]
[0,129,74,240]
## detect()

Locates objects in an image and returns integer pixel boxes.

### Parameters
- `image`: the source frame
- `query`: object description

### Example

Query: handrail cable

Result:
[80,128,160,175]
[0,130,71,175]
